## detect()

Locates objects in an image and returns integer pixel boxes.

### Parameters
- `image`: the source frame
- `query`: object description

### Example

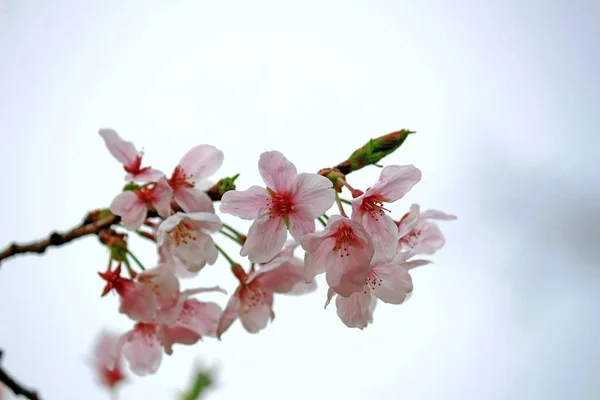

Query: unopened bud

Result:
[318,168,346,193]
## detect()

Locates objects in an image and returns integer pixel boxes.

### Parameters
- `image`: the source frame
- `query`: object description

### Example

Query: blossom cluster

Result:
[91,129,455,391]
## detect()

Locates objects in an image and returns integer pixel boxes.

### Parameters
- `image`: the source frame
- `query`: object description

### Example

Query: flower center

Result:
[266,187,293,217]
[365,269,383,292]
[240,283,267,313]
[171,222,197,246]
[361,196,390,221]
[332,225,357,257]
[169,166,194,189]
[401,228,422,248]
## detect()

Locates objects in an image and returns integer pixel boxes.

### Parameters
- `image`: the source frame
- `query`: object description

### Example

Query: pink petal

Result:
[366,165,422,202]
[258,151,297,193]
[219,186,269,219]
[110,191,147,230]
[287,279,317,295]
[335,290,375,329]
[118,281,158,323]
[326,243,371,297]
[240,213,288,263]
[127,168,165,183]
[290,173,335,216]
[185,212,223,232]
[239,292,273,334]
[412,222,446,255]
[421,209,457,221]
[138,266,180,309]
[159,325,200,356]
[177,144,224,182]
[398,204,420,238]
[179,300,222,337]
[217,293,242,339]
[99,129,138,167]
[362,213,399,264]
[174,187,215,213]
[302,236,336,283]
[369,263,413,304]
[122,324,162,376]
[253,258,305,293]
[287,205,316,240]
[151,178,173,218]
[175,232,218,272]
[324,287,336,308]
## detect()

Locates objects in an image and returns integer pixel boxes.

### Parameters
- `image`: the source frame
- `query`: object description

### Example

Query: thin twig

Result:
[0,350,41,400]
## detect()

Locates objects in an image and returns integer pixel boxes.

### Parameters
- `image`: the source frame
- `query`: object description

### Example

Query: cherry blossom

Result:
[159,299,222,355]
[351,165,422,263]
[398,204,456,255]
[157,212,222,273]
[99,264,180,323]
[168,145,224,213]
[111,323,163,376]
[216,257,314,338]
[91,331,127,391]
[220,151,335,263]
[300,215,374,297]
[325,258,414,329]
[99,129,164,182]
[110,177,173,230]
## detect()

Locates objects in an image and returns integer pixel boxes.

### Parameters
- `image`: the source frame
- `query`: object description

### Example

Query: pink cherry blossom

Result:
[157,212,222,273]
[398,204,456,255]
[159,299,222,355]
[99,264,180,323]
[351,165,422,264]
[216,257,314,338]
[168,145,224,213]
[99,129,164,182]
[300,215,374,297]
[91,331,127,391]
[220,151,335,263]
[112,323,162,376]
[325,258,414,329]
[110,177,173,230]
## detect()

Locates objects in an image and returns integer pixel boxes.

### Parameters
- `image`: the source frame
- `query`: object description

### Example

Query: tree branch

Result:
[0,350,41,400]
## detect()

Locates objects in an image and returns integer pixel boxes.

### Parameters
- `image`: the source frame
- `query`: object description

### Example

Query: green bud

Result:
[345,129,415,173]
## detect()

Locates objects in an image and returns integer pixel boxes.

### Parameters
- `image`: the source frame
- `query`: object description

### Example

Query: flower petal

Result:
[398,203,421,238]
[110,191,147,230]
[421,209,457,221]
[366,165,422,201]
[217,293,241,339]
[151,178,173,218]
[335,290,375,329]
[287,205,316,240]
[122,324,162,376]
[258,151,297,193]
[127,168,165,183]
[99,129,138,167]
[240,213,288,263]
[254,258,305,293]
[370,263,413,304]
[303,237,336,283]
[291,173,335,216]
[219,186,269,220]
[138,266,180,309]
[177,144,224,182]
[362,213,399,264]
[174,187,215,213]
[326,243,371,297]
[239,292,273,334]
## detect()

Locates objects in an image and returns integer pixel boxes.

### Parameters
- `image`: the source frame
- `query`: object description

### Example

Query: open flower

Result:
[91,331,127,391]
[168,145,224,213]
[99,264,180,323]
[99,129,164,182]
[216,257,314,338]
[220,151,335,263]
[351,165,421,264]
[398,204,456,255]
[111,323,163,376]
[300,216,374,297]
[110,177,173,230]
[325,257,415,329]
[157,212,222,273]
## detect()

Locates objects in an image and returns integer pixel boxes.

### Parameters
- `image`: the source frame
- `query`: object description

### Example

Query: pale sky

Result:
[1,1,599,399]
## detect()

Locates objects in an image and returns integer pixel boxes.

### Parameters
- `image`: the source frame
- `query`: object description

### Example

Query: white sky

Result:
[1,1,599,399]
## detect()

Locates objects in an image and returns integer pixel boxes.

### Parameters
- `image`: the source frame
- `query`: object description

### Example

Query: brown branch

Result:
[0,213,119,266]
[0,350,41,400]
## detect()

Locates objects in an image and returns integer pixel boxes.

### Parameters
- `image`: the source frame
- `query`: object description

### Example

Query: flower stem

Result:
[222,223,244,238]
[215,244,237,266]
[340,198,352,205]
[335,193,348,217]
[122,258,137,278]
[126,249,146,271]
[317,216,327,228]
[322,213,329,220]
[135,230,156,242]
[219,230,243,245]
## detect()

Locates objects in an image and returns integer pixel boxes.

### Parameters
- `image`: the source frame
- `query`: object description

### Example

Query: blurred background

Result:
[1,0,599,399]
